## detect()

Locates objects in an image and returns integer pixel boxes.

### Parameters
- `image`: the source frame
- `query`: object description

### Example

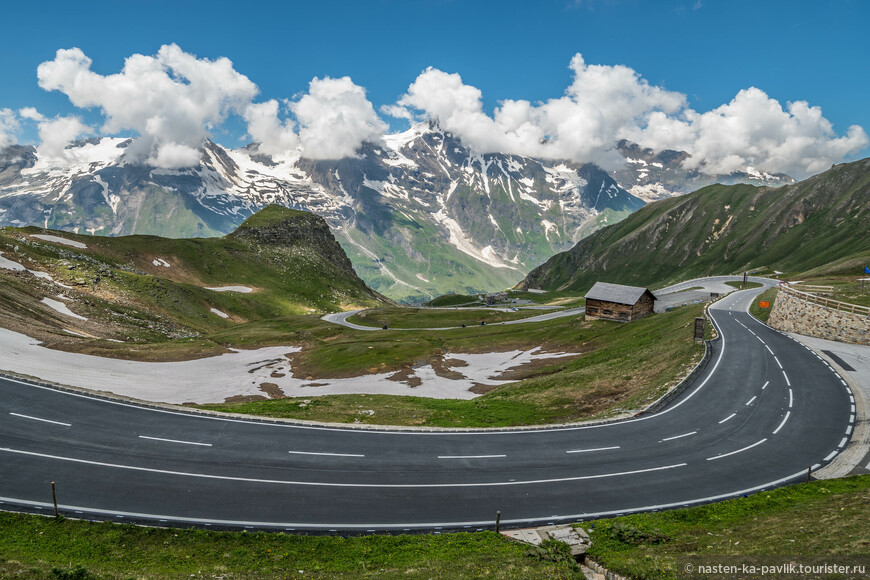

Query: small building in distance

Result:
[584,282,656,322]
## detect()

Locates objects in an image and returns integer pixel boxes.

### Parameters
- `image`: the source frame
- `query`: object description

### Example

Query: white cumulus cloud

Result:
[290,76,388,159]
[0,108,20,149]
[35,116,91,161]
[243,100,299,156]
[389,54,867,179]
[37,44,259,168]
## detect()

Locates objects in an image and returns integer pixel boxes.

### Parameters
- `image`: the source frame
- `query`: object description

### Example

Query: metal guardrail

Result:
[780,283,870,317]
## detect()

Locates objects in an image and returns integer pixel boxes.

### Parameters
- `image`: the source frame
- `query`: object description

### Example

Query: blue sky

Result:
[1,0,867,176]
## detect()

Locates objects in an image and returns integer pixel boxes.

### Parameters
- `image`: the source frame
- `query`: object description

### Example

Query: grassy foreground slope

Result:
[583,475,870,580]
[0,514,580,580]
[0,205,387,354]
[520,157,870,292]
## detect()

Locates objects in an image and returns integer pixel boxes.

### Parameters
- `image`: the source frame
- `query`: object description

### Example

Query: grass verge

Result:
[0,513,582,580]
[581,475,870,580]
[749,288,778,323]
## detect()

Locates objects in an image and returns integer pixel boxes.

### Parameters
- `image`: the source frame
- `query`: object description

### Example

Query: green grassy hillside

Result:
[0,205,388,353]
[521,158,870,292]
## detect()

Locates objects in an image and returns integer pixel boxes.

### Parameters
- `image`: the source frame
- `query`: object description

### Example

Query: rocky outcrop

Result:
[228,206,356,273]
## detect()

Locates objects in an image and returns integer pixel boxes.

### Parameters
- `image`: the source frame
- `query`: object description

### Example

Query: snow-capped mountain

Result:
[0,123,643,301]
[613,139,795,202]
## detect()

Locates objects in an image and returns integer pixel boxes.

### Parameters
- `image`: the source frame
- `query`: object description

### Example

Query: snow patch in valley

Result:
[0,252,26,271]
[0,326,577,403]
[41,297,88,321]
[205,286,253,293]
[31,234,88,249]
[152,258,170,268]
[210,308,230,319]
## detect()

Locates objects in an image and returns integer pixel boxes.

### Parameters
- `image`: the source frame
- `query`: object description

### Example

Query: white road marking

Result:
[138,435,212,447]
[839,437,848,448]
[772,412,790,435]
[851,405,856,414]
[782,371,791,386]
[0,468,813,530]
[719,413,737,424]
[707,438,767,461]
[565,446,620,454]
[824,450,837,462]
[660,431,697,442]
[788,389,794,408]
[773,357,783,369]
[438,454,506,459]
[289,451,365,458]
[0,447,685,488]
[761,381,770,390]
[746,396,757,406]
[9,412,71,427]
[846,426,852,436]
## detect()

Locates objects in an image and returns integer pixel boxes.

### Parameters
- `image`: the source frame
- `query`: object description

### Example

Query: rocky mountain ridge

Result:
[519,157,870,292]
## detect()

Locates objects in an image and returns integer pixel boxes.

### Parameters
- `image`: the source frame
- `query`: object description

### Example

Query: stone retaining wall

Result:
[768,290,870,345]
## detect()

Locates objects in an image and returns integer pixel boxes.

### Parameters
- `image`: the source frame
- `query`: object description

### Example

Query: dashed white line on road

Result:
[438,455,506,459]
[660,431,697,442]
[839,437,848,448]
[139,436,212,447]
[289,451,365,458]
[9,412,71,427]
[851,405,856,414]
[761,381,770,390]
[707,438,767,461]
[782,371,791,386]
[824,450,838,462]
[788,389,794,408]
[772,412,790,435]
[746,396,757,406]
[565,446,620,454]
[0,447,686,488]
[719,413,737,424]
[774,357,783,369]
[846,426,853,436]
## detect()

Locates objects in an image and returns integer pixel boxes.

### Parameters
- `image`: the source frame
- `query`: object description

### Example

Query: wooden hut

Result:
[584,282,656,322]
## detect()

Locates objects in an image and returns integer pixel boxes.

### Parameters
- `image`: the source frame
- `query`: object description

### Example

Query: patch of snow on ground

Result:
[0,252,26,271]
[41,298,88,321]
[526,289,547,294]
[0,328,578,404]
[210,308,230,319]
[31,235,88,249]
[152,258,171,268]
[205,286,253,293]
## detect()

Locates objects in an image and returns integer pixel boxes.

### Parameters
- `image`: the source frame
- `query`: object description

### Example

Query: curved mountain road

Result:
[0,285,855,531]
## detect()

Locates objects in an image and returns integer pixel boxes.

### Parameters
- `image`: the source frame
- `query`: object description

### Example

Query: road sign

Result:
[759,301,770,308]
[694,317,705,341]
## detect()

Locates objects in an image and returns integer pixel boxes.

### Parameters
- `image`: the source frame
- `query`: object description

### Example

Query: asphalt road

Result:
[0,286,855,532]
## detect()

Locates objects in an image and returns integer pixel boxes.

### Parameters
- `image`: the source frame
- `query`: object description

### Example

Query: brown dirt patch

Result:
[386,367,423,387]
[259,382,286,399]
[223,394,267,403]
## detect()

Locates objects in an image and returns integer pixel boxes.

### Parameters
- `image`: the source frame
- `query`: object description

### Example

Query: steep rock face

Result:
[519,158,870,292]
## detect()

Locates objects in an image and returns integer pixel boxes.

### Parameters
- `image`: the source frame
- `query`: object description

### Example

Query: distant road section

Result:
[323,276,776,330]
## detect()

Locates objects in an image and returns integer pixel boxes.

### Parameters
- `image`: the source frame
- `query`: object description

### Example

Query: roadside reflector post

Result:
[806,466,812,484]
[51,481,58,518]
[495,510,501,533]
